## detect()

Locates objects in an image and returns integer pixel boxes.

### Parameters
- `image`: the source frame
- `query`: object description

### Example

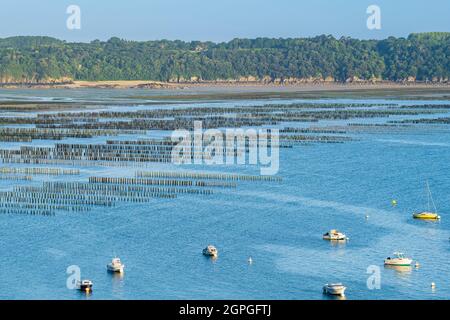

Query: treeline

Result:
[0,33,449,84]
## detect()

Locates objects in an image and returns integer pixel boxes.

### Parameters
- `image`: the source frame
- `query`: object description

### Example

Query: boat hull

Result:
[77,281,93,292]
[107,265,124,273]
[413,212,440,220]
[323,235,347,241]
[384,265,413,273]
[323,232,347,241]
[203,247,218,257]
[79,284,92,292]
[384,258,412,266]
[323,285,346,296]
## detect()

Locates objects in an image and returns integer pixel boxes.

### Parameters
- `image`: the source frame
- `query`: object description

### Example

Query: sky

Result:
[0,0,449,42]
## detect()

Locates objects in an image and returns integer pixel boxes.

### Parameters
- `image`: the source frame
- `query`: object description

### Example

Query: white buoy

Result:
[365,215,369,219]
[431,282,436,288]
[415,262,420,268]
[248,257,253,264]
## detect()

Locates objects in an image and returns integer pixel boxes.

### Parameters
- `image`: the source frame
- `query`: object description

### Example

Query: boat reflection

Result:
[111,271,124,281]
[384,265,413,276]
[78,289,93,299]
[110,269,125,297]
[328,239,347,248]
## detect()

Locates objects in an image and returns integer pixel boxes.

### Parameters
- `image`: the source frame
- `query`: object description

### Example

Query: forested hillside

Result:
[0,33,449,84]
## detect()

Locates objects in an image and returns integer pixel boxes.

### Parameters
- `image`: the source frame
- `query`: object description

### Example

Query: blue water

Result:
[1,90,450,300]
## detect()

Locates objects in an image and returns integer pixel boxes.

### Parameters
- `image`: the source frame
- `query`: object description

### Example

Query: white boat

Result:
[413,181,441,220]
[384,252,413,266]
[323,283,346,296]
[77,279,93,292]
[202,245,218,257]
[107,257,125,273]
[323,230,347,241]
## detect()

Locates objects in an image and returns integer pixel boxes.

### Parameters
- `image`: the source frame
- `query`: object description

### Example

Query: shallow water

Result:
[0,90,449,300]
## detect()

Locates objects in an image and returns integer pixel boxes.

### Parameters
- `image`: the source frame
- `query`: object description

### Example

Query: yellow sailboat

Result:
[413,181,441,220]
[413,212,440,220]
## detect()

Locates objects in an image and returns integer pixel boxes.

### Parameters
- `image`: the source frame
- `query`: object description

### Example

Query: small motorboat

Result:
[384,252,413,266]
[107,257,125,273]
[77,280,93,292]
[323,230,347,241]
[202,245,218,257]
[413,181,441,220]
[323,283,346,296]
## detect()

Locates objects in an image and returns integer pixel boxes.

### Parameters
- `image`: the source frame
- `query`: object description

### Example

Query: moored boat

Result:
[413,212,440,220]
[202,245,218,257]
[413,181,441,220]
[323,283,346,296]
[107,257,125,273]
[77,280,93,292]
[323,230,347,241]
[384,252,413,266]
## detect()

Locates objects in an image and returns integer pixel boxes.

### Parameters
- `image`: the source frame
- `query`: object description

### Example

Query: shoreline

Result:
[0,80,449,91]
[1,81,450,111]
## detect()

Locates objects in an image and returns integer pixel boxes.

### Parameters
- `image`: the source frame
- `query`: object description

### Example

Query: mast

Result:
[426,181,438,213]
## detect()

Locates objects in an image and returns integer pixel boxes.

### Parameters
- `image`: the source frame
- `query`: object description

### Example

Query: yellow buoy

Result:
[391,200,397,206]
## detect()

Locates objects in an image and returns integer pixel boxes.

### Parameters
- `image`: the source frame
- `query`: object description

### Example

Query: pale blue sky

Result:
[0,0,449,42]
